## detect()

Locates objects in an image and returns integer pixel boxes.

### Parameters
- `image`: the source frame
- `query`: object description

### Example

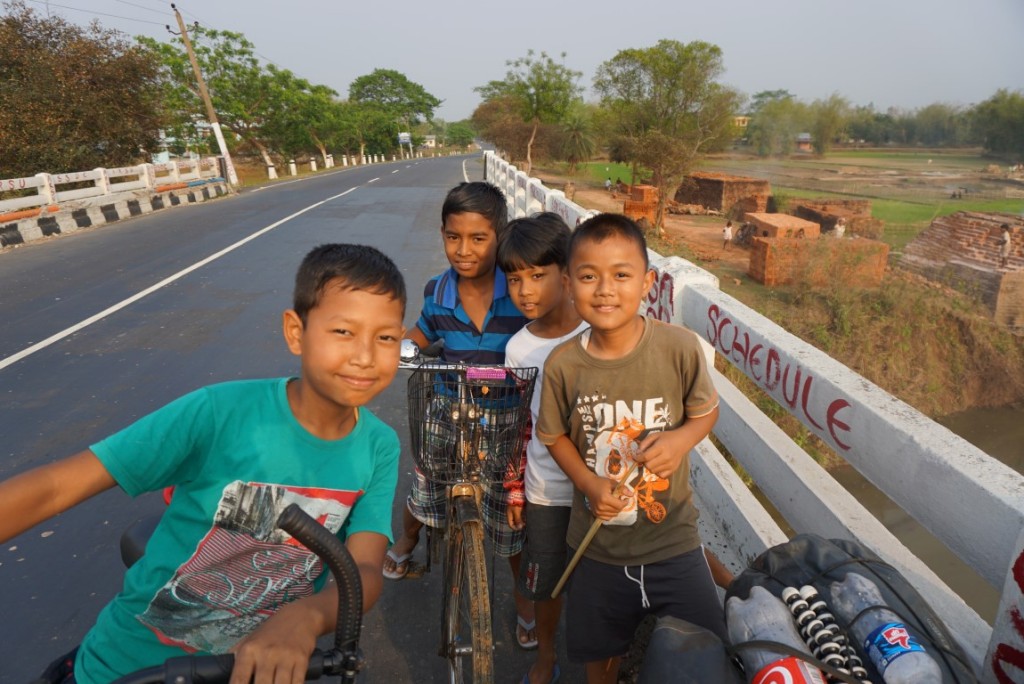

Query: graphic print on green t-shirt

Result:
[138,481,360,653]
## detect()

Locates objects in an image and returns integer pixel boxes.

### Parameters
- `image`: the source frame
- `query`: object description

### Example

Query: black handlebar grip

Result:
[276,504,363,654]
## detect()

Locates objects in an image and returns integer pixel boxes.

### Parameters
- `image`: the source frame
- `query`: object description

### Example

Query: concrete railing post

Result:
[326,154,334,168]
[34,172,56,205]
[267,163,278,180]
[288,160,297,176]
[169,161,181,183]
[139,164,156,190]
[310,157,317,172]
[94,168,111,195]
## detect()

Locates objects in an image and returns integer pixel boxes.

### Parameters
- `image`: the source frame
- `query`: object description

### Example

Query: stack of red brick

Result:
[624,185,659,225]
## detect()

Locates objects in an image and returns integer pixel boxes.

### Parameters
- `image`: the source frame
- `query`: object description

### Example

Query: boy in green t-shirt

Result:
[536,214,728,684]
[0,244,407,684]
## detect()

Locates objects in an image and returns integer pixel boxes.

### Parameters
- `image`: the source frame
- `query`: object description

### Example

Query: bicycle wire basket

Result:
[407,365,538,487]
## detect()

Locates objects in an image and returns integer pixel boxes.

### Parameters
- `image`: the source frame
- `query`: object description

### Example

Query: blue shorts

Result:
[517,502,571,601]
[564,546,727,663]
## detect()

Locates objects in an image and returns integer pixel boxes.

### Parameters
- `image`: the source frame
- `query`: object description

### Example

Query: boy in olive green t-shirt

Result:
[536,213,727,684]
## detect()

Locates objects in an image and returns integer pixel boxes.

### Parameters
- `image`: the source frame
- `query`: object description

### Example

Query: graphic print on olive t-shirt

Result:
[576,392,672,526]
[138,480,360,653]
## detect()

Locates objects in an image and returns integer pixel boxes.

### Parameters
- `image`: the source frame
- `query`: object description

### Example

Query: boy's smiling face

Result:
[285,279,405,414]
[569,233,654,334]
[505,263,566,321]
[442,212,498,280]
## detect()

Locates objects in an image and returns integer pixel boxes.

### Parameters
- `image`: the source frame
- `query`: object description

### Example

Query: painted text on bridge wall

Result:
[706,304,853,451]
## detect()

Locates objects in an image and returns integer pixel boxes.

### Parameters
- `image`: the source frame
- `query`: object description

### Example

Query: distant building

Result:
[733,116,750,129]
[795,133,813,152]
[422,135,437,149]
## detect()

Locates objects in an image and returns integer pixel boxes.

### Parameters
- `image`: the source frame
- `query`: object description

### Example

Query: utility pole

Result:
[170,4,238,186]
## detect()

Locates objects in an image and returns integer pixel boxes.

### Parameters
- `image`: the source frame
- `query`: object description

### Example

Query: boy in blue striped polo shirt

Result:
[383,182,537,648]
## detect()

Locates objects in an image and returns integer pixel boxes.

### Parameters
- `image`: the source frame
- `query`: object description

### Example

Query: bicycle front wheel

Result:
[441,516,493,683]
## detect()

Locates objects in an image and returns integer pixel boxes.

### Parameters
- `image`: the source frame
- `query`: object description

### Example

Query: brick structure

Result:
[744,212,821,239]
[675,172,771,216]
[794,199,885,239]
[748,236,889,287]
[899,211,1023,328]
[623,184,658,225]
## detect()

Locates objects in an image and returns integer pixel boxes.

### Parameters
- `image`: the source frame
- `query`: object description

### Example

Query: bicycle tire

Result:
[441,516,493,683]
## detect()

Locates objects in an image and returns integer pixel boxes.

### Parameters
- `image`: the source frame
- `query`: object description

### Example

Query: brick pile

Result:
[748,236,889,287]
[674,172,770,215]
[794,199,884,239]
[898,211,1023,328]
[744,212,821,239]
[624,185,658,225]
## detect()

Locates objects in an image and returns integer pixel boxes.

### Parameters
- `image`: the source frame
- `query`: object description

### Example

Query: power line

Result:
[23,0,167,26]
[113,0,169,17]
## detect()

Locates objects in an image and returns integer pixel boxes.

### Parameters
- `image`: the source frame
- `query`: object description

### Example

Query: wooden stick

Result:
[551,461,640,599]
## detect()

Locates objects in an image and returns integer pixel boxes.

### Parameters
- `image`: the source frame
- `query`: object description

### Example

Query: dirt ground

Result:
[536,174,754,279]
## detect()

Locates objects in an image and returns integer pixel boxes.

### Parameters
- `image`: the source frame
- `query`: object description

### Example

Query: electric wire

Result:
[23,0,167,26]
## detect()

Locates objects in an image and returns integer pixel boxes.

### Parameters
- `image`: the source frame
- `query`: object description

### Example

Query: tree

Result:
[0,1,164,176]
[349,68,441,143]
[471,95,536,160]
[809,94,850,155]
[475,50,582,174]
[746,90,808,157]
[971,89,1024,159]
[559,106,596,173]
[138,26,292,167]
[594,39,741,230]
[446,121,477,148]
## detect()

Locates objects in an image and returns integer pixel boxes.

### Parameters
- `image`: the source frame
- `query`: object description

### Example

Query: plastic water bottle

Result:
[727,585,827,684]
[829,572,942,683]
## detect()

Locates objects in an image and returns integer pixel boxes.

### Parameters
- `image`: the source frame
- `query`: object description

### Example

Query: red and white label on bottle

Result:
[752,656,827,684]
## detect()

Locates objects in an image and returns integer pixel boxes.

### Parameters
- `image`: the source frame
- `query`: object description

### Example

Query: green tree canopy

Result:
[746,90,809,157]
[349,68,441,128]
[809,93,850,155]
[0,1,164,176]
[972,89,1024,159]
[475,50,583,174]
[594,39,741,229]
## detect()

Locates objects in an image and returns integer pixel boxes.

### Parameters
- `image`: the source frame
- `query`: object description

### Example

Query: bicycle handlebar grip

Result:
[276,504,363,654]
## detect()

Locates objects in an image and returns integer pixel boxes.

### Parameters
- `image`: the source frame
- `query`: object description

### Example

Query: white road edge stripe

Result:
[0,187,359,372]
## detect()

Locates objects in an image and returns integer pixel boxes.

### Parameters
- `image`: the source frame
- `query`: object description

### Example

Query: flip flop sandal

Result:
[516,615,539,650]
[382,549,411,580]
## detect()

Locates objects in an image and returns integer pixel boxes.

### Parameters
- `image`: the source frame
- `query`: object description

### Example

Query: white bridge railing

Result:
[0,157,220,217]
[485,151,1024,682]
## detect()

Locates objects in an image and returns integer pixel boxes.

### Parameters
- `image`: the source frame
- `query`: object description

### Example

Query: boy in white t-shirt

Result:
[498,212,588,684]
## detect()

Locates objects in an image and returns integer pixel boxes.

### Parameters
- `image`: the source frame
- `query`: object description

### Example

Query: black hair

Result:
[441,182,508,237]
[293,243,406,324]
[569,213,649,269]
[497,212,571,273]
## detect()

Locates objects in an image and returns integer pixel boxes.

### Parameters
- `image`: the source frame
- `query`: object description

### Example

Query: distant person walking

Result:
[604,177,612,192]
[834,217,846,239]
[723,220,733,250]
[1000,223,1012,269]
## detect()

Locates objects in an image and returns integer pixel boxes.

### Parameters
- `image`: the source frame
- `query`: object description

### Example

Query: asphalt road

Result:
[0,155,577,683]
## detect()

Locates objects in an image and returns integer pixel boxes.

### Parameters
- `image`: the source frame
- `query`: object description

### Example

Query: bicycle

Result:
[70,504,363,684]
[400,340,537,683]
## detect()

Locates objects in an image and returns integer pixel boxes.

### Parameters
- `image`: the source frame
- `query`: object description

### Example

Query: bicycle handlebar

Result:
[111,504,363,684]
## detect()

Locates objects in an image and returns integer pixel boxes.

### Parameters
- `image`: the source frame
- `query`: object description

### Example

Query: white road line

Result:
[391,170,399,174]
[368,177,380,183]
[0,187,358,372]
[462,159,470,182]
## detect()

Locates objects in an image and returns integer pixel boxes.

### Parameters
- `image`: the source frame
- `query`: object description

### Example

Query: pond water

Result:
[831,403,1024,623]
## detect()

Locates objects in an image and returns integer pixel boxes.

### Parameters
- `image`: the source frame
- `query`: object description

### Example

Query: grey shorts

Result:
[517,501,572,601]
[564,546,727,663]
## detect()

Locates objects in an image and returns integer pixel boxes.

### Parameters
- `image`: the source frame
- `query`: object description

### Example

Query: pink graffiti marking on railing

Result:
[991,548,1024,683]
[706,304,853,451]
[645,270,675,324]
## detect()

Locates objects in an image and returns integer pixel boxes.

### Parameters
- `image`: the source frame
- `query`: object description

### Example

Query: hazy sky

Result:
[29,0,1024,121]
